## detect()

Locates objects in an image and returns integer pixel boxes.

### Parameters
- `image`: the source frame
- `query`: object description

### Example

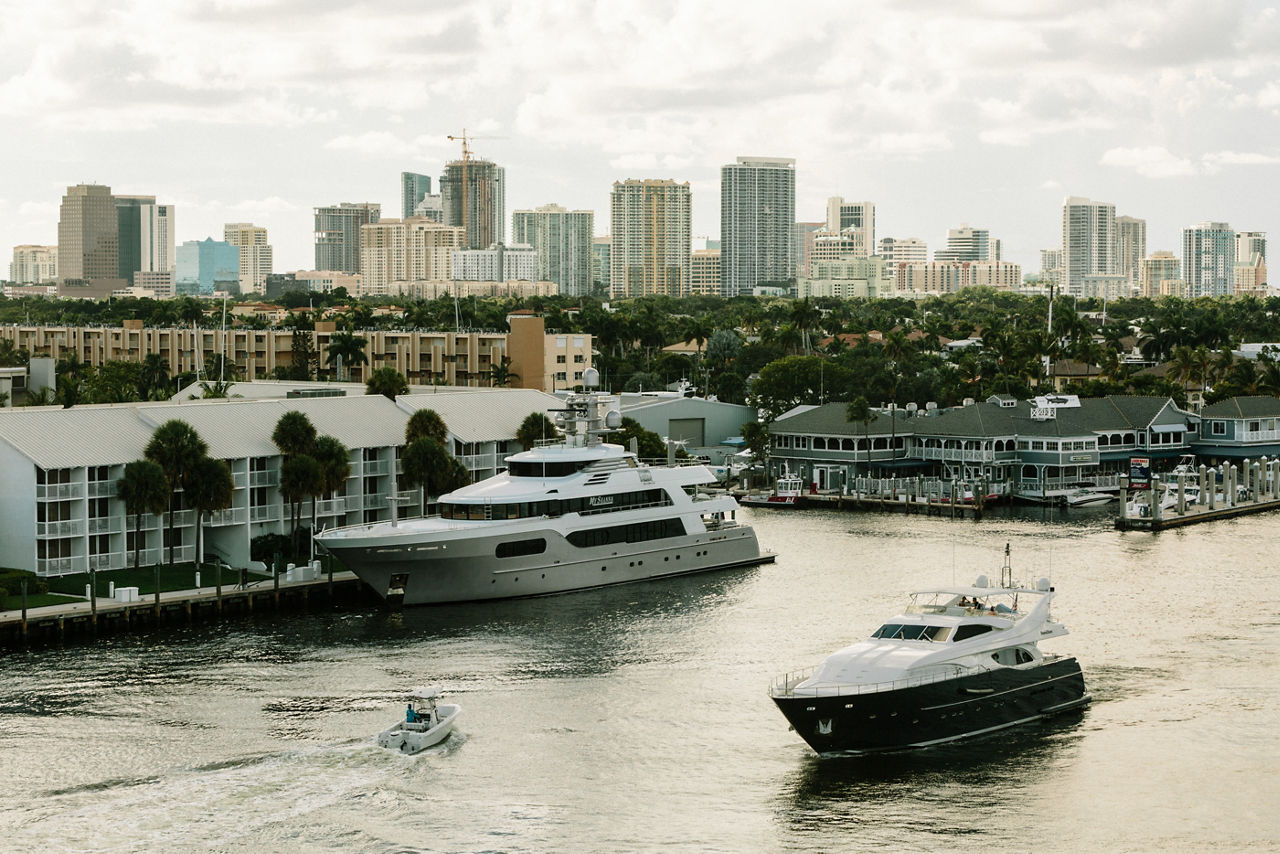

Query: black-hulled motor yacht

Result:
[770,546,1089,754]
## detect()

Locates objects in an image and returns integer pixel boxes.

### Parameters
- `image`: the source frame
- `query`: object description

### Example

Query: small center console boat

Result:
[377,687,461,754]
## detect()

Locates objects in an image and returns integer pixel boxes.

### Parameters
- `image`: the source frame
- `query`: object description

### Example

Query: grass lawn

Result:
[45,563,272,597]
[1,592,82,610]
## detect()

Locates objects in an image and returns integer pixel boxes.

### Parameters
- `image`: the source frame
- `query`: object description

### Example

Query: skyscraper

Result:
[440,158,505,250]
[1116,216,1147,283]
[224,223,273,293]
[592,237,611,294]
[1061,197,1117,296]
[314,202,380,273]
[10,245,57,284]
[1182,221,1236,298]
[512,204,594,296]
[609,179,692,298]
[401,172,432,220]
[825,197,875,251]
[1236,231,1267,264]
[176,238,240,296]
[720,156,796,296]
[57,184,118,284]
[1141,251,1181,298]
[933,225,995,262]
[690,248,722,296]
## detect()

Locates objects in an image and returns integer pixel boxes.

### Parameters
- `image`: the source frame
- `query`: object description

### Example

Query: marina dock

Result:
[735,477,996,520]
[1115,458,1280,531]
[0,569,372,648]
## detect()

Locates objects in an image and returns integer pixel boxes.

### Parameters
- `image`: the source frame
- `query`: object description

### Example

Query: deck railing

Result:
[769,664,967,699]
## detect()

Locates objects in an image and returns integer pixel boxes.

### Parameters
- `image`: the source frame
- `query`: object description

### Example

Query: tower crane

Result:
[446,130,503,246]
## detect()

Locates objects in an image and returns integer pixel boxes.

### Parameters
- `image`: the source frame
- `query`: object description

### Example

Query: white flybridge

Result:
[316,369,774,605]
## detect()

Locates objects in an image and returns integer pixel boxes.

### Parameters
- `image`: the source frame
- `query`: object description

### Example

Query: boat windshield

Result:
[871,624,952,642]
[507,460,593,478]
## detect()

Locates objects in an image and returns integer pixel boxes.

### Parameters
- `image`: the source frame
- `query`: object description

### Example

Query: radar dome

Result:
[605,409,622,428]
[584,367,600,388]
[1037,577,1051,592]
[974,574,989,588]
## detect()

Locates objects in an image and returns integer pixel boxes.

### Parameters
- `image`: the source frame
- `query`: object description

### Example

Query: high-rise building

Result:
[512,204,594,296]
[57,184,119,284]
[825,198,874,250]
[223,223,273,293]
[358,218,466,296]
[720,156,795,296]
[933,225,995,262]
[315,202,380,274]
[877,237,927,265]
[10,245,57,284]
[114,195,153,283]
[176,238,240,296]
[609,179,692,298]
[591,237,611,294]
[413,193,444,222]
[1236,231,1267,264]
[1116,216,1146,283]
[440,158,505,250]
[401,172,432,220]
[1139,251,1180,299]
[1061,196,1117,297]
[1182,221,1236,298]
[690,249,722,296]
[452,243,537,282]
[793,222,824,277]
[114,196,176,284]
[1234,253,1267,298]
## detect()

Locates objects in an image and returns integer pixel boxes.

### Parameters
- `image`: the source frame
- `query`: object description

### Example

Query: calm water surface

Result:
[3,506,1279,852]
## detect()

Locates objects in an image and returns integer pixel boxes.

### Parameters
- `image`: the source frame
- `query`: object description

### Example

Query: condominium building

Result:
[1039,248,1063,289]
[1182,221,1236,298]
[609,179,692,298]
[1139,252,1180,299]
[223,223,273,294]
[10,245,57,284]
[898,260,1022,294]
[314,202,380,274]
[810,228,872,268]
[877,237,928,277]
[1236,231,1267,264]
[506,314,593,393]
[690,248,722,296]
[440,158,505,249]
[1061,196,1118,297]
[1116,216,1146,283]
[825,198,874,251]
[1234,253,1268,298]
[933,225,997,262]
[58,184,119,285]
[175,238,240,296]
[798,256,892,299]
[357,218,467,297]
[592,237,611,294]
[720,156,795,296]
[512,204,594,296]
[294,271,362,295]
[401,171,432,220]
[452,243,536,282]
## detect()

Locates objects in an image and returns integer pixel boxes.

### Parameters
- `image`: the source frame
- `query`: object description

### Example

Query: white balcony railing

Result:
[170,509,195,527]
[315,497,347,516]
[124,514,162,531]
[250,505,282,523]
[249,471,278,487]
[36,519,85,538]
[125,548,163,568]
[207,506,248,526]
[88,552,124,571]
[87,481,117,498]
[36,556,84,576]
[87,516,124,535]
[232,471,248,489]
[362,460,391,476]
[36,483,85,500]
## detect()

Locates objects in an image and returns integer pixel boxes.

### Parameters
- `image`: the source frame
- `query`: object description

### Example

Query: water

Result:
[3,506,1279,852]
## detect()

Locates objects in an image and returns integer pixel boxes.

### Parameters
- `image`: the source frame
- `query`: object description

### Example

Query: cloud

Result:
[1100,146,1197,178]
[1201,150,1280,173]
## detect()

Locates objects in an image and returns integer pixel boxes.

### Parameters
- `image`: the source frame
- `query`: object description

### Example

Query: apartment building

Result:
[610,179,692,298]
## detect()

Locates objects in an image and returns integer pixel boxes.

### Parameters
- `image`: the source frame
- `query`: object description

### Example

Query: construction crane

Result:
[446,130,502,246]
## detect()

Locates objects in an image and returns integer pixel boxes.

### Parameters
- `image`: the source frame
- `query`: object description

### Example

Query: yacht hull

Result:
[772,657,1088,754]
[323,523,772,605]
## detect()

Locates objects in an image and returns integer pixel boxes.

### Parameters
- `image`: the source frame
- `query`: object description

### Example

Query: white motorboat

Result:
[316,369,774,605]
[739,471,804,508]
[1064,488,1116,507]
[770,545,1089,754]
[377,687,461,755]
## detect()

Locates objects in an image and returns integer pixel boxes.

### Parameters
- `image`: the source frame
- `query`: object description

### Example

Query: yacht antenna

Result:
[1001,541,1012,589]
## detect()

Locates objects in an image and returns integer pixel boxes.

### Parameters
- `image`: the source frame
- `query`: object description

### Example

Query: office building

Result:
[10,245,57,284]
[512,204,594,296]
[176,238,240,296]
[720,156,796,296]
[440,158,505,249]
[1236,231,1267,264]
[1182,221,1236,298]
[877,237,928,277]
[57,184,119,284]
[825,198,875,250]
[933,225,997,262]
[1140,251,1180,299]
[1116,216,1146,283]
[1061,196,1117,296]
[592,237,611,294]
[223,223,273,294]
[690,248,722,296]
[609,179,692,298]
[401,172,432,220]
[314,202,380,273]
[793,222,825,277]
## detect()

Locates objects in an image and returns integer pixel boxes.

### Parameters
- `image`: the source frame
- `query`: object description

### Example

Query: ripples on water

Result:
[3,506,1279,851]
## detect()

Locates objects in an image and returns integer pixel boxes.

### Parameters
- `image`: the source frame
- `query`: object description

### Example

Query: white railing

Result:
[249,471,277,487]
[207,506,247,526]
[88,552,124,571]
[918,447,996,462]
[315,497,347,516]
[232,471,248,489]
[769,665,967,699]
[87,516,123,535]
[36,483,85,500]
[87,481,117,498]
[124,513,162,531]
[36,519,85,538]
[171,509,195,527]
[250,505,282,523]
[125,548,162,568]
[37,556,84,576]
[1240,429,1280,443]
[362,460,391,476]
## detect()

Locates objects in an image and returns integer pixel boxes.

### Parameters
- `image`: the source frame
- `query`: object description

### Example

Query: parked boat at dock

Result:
[738,472,803,509]
[769,546,1089,754]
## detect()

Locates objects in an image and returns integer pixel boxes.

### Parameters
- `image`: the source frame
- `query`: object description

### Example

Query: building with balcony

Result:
[10,245,57,284]
[512,204,593,296]
[610,179,692,298]
[720,156,795,296]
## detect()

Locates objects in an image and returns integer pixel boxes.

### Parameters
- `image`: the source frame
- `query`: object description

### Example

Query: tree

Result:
[405,408,448,445]
[489,356,518,387]
[325,330,368,381]
[116,459,168,571]
[272,410,317,459]
[366,366,409,400]
[313,435,351,523]
[846,396,874,478]
[138,353,171,400]
[614,417,665,459]
[144,419,208,568]
[516,411,557,449]
[280,454,323,556]
[402,437,452,514]
[187,456,235,572]
[741,419,770,474]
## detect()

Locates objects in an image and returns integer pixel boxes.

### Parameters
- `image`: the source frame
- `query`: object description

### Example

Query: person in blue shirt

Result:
[406,704,418,723]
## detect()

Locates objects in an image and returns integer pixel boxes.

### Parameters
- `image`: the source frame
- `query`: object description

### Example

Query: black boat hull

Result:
[772,657,1089,754]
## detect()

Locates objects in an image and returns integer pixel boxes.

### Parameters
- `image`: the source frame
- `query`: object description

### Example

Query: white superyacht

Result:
[316,369,774,605]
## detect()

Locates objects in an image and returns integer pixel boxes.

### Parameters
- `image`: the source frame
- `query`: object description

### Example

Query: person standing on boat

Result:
[406,703,417,723]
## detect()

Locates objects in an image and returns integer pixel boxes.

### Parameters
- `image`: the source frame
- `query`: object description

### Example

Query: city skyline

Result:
[2,1,1278,277]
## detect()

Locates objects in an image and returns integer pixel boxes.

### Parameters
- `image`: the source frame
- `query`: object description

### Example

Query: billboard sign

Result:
[1129,457,1151,490]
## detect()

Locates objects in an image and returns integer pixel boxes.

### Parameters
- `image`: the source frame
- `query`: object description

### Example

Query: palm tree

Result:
[365,366,409,400]
[280,455,323,555]
[272,410,318,459]
[488,356,518,387]
[144,419,208,568]
[401,437,451,515]
[116,459,168,571]
[516,411,557,449]
[313,435,351,513]
[846,396,874,479]
[789,298,822,354]
[324,330,368,381]
[187,457,234,575]
[406,408,448,445]
[138,353,171,400]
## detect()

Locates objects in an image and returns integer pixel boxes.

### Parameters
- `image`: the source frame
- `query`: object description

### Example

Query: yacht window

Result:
[1016,648,1034,664]
[873,624,948,641]
[921,625,952,642]
[953,624,995,641]
[495,538,547,558]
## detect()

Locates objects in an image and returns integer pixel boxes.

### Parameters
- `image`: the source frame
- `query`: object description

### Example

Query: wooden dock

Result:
[0,570,373,648]
[739,490,991,519]
[1115,493,1280,531]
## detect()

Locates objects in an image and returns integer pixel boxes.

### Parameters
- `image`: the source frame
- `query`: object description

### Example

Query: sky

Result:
[3,0,1279,276]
